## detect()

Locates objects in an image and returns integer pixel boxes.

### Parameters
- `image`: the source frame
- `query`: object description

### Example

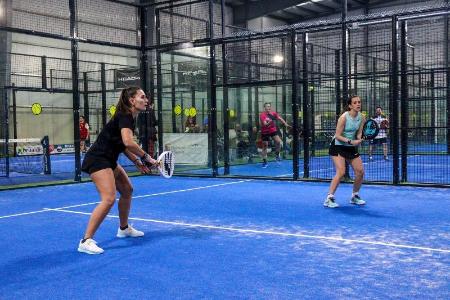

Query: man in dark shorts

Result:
[259,102,291,168]
[368,106,389,160]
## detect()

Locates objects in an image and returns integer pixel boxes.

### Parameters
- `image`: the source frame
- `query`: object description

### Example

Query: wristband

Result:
[140,153,149,160]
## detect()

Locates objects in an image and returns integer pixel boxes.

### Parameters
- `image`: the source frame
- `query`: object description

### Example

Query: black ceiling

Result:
[226,0,425,25]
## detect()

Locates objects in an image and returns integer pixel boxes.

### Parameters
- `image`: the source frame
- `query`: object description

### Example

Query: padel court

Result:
[0,176,449,298]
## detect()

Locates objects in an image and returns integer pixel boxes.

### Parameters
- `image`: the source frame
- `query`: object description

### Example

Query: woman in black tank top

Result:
[77,87,157,255]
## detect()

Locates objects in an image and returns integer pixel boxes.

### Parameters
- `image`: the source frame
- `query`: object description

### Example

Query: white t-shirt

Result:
[372,115,388,139]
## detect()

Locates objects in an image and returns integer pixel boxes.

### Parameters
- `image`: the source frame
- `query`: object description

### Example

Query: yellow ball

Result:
[189,107,197,117]
[174,105,182,116]
[109,105,117,116]
[31,103,42,115]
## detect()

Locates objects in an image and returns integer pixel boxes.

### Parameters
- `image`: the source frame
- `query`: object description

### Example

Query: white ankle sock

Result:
[352,192,359,197]
[327,194,334,199]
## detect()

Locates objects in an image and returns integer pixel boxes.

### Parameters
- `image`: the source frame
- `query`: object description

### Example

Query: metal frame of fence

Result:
[0,0,449,187]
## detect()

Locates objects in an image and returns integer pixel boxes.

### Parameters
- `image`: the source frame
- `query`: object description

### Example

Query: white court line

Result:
[45,208,450,254]
[0,210,51,219]
[0,180,251,219]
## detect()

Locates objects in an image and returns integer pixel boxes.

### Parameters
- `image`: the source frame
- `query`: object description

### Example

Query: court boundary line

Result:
[44,208,450,254]
[0,180,251,219]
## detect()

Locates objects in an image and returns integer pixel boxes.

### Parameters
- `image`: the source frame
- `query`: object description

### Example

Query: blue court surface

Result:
[0,176,449,299]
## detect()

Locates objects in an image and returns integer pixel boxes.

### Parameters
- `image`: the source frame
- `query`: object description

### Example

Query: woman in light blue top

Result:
[324,95,366,208]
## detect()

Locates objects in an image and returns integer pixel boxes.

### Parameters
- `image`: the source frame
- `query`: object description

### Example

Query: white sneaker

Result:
[323,197,339,208]
[116,225,144,238]
[351,195,366,205]
[78,238,104,255]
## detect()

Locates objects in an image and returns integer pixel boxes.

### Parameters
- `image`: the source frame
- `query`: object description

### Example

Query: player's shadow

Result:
[331,206,390,218]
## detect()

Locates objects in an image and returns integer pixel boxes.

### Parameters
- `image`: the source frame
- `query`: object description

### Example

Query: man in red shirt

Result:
[259,102,290,168]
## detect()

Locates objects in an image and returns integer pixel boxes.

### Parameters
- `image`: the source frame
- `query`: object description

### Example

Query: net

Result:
[0,137,51,176]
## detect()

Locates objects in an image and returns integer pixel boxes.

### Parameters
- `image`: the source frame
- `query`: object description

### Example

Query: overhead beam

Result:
[233,0,309,24]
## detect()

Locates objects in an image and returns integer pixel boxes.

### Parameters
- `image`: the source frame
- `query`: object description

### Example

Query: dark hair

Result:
[376,106,382,109]
[264,102,271,107]
[116,86,142,116]
[345,95,360,111]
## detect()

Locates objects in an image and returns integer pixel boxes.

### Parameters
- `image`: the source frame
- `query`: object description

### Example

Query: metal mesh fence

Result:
[1,0,450,186]
[77,0,140,46]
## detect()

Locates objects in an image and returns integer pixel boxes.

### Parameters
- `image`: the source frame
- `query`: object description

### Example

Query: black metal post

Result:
[335,50,341,124]
[342,0,349,100]
[391,16,400,184]
[446,12,450,154]
[247,40,253,133]
[400,21,408,182]
[170,54,177,133]
[372,58,377,114]
[291,31,300,180]
[12,87,17,157]
[12,87,17,141]
[4,89,9,177]
[353,53,358,94]
[309,44,315,157]
[41,56,47,89]
[83,72,89,122]
[69,0,81,182]
[156,11,164,154]
[140,6,149,153]
[100,63,107,128]
[221,0,230,174]
[254,54,260,127]
[281,37,287,159]
[209,0,218,176]
[430,71,435,143]
[191,86,195,107]
[302,33,310,178]
[443,4,450,153]
[342,0,351,180]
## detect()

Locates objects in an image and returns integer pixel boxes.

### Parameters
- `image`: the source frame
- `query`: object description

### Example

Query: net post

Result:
[41,136,52,175]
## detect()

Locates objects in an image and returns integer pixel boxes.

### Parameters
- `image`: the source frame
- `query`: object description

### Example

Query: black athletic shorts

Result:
[261,132,279,141]
[81,152,117,175]
[369,137,387,145]
[328,139,360,160]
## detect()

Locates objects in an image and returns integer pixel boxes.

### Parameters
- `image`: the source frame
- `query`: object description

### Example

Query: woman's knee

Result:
[101,193,117,207]
[354,168,364,177]
[333,167,345,178]
[119,184,133,198]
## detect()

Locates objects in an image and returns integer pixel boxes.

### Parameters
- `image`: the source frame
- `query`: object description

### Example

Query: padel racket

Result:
[155,151,175,178]
[362,119,380,140]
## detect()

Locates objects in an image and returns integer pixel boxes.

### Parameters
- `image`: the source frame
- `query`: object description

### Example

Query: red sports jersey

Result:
[79,121,89,140]
[260,111,279,134]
